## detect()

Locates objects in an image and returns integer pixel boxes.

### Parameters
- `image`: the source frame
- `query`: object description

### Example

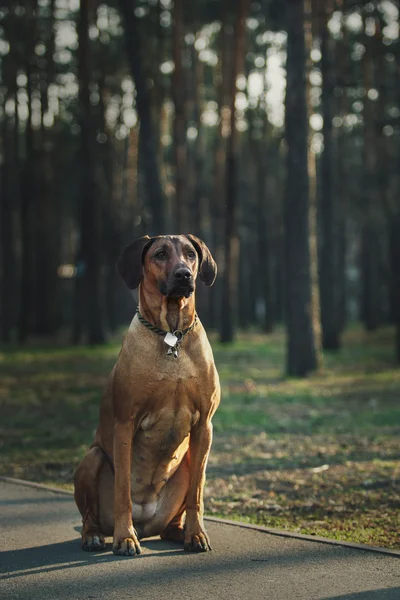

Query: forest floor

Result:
[1,326,399,549]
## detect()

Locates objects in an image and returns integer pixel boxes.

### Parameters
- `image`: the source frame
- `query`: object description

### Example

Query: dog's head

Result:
[116,234,217,297]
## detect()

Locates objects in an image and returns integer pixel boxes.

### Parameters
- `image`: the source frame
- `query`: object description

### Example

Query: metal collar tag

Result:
[164,332,178,347]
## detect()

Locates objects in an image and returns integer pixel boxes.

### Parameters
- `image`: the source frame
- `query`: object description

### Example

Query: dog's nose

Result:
[174,268,192,281]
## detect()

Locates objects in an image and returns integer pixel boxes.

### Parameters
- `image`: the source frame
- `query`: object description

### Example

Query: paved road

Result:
[0,480,399,600]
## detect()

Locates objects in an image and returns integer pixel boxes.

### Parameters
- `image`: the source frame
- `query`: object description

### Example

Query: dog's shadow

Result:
[0,535,185,581]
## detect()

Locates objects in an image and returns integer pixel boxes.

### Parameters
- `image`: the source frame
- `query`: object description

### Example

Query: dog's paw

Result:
[112,535,142,557]
[82,534,106,552]
[184,531,212,553]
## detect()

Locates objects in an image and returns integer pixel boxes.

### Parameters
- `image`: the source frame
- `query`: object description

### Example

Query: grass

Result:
[1,325,399,549]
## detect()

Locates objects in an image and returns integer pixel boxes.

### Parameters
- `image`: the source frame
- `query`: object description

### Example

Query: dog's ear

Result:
[186,234,217,287]
[116,235,154,289]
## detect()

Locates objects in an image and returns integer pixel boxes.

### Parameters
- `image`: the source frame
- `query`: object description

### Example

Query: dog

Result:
[74,234,220,555]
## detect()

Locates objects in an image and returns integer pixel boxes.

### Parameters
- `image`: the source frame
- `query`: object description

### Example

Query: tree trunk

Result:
[306,0,323,366]
[35,0,59,336]
[99,73,119,335]
[335,0,350,332]
[255,161,274,333]
[0,88,14,342]
[360,9,382,332]
[189,42,206,238]
[360,226,381,331]
[393,10,400,360]
[74,0,105,344]
[284,0,319,376]
[319,8,340,350]
[118,0,166,234]
[172,0,188,231]
[247,71,275,334]
[390,216,400,361]
[19,0,37,342]
[208,3,230,331]
[220,0,250,343]
[34,147,59,336]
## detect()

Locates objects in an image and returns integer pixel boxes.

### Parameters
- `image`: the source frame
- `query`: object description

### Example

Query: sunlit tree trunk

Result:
[306,0,323,366]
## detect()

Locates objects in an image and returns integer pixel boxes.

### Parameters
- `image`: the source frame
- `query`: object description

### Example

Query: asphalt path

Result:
[0,480,399,600]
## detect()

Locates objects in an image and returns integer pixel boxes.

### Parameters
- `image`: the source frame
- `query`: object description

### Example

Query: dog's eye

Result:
[188,251,196,259]
[155,251,166,259]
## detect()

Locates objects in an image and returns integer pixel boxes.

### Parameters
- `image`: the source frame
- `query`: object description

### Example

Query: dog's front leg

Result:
[112,420,141,556]
[185,420,213,552]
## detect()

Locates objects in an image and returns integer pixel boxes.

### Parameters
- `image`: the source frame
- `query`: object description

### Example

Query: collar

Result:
[135,308,198,358]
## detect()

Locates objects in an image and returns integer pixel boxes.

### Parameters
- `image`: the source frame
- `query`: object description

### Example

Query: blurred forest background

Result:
[1,0,400,376]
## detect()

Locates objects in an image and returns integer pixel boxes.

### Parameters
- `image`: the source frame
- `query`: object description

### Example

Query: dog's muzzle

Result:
[162,267,195,298]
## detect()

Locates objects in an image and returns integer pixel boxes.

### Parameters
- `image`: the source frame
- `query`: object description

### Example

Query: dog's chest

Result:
[136,404,199,457]
[126,320,213,381]
[130,405,197,505]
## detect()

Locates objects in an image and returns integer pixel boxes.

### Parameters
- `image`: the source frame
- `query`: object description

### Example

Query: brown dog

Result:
[74,234,220,555]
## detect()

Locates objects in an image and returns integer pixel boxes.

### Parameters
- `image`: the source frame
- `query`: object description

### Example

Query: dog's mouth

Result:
[169,286,194,298]
[158,280,195,298]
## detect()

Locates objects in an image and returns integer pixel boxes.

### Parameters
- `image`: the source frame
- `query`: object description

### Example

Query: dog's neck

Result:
[138,280,196,333]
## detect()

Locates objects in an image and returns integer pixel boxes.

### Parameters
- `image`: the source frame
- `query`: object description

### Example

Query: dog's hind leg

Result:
[159,454,190,543]
[160,505,186,543]
[74,446,111,551]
